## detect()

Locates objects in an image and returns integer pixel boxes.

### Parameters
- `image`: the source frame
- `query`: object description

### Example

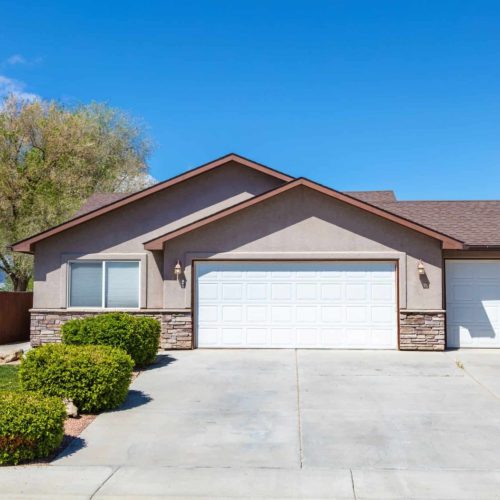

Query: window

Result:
[69,261,140,308]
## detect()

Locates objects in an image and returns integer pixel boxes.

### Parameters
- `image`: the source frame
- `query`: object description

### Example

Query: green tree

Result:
[0,94,154,290]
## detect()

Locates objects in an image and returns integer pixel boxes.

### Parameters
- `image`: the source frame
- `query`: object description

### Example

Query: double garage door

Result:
[195,261,397,349]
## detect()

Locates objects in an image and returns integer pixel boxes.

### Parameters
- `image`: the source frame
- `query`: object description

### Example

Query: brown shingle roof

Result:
[345,190,396,203]
[74,193,131,217]
[375,201,500,247]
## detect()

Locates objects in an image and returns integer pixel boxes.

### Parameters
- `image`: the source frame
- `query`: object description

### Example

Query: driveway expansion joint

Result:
[90,465,120,499]
[294,349,304,469]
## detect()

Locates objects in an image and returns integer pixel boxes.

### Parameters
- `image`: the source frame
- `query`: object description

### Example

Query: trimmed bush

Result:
[0,391,66,465]
[19,344,133,413]
[61,313,160,367]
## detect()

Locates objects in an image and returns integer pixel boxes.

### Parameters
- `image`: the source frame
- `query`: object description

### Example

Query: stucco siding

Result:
[164,186,443,310]
[32,163,284,308]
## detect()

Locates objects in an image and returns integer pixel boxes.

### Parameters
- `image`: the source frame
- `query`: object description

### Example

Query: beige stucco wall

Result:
[32,162,284,308]
[164,186,444,310]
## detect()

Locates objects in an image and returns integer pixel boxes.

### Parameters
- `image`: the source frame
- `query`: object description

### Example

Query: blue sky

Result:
[1,1,500,200]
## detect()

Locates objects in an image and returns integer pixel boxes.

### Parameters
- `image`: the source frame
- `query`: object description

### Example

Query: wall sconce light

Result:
[417,260,426,276]
[174,259,183,280]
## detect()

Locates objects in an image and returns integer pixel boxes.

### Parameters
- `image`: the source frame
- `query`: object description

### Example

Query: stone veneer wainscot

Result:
[399,310,446,351]
[31,309,446,351]
[30,310,193,350]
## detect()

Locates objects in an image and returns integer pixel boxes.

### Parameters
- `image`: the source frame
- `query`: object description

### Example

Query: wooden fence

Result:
[0,292,33,344]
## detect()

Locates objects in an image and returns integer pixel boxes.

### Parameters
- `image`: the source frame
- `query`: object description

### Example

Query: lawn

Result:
[0,365,20,391]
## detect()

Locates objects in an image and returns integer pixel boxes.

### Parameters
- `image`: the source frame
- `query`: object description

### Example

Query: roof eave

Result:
[442,241,466,250]
[461,244,500,250]
[9,242,33,254]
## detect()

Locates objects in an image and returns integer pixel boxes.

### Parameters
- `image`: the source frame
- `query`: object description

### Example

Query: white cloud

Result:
[0,75,39,101]
[6,54,27,65]
[4,54,43,67]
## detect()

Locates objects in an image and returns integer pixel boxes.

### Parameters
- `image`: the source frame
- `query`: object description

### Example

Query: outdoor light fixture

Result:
[174,259,183,280]
[417,260,426,275]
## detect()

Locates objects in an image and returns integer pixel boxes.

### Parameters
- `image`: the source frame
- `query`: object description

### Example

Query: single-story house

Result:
[12,153,500,351]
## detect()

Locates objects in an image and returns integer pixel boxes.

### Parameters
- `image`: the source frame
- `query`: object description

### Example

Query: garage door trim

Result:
[192,259,400,349]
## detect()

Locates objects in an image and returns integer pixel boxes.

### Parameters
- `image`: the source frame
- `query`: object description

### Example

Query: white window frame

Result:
[67,260,141,310]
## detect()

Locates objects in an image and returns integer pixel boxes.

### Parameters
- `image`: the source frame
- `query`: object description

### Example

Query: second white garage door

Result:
[446,260,500,348]
[195,261,397,349]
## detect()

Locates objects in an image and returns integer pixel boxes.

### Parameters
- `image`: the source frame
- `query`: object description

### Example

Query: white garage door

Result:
[446,260,500,348]
[195,261,397,349]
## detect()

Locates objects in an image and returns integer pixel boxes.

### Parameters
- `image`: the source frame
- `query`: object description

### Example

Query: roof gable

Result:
[144,178,464,250]
[11,153,293,253]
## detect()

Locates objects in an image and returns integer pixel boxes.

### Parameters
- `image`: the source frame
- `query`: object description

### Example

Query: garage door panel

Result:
[345,283,367,300]
[221,306,242,322]
[271,283,291,300]
[221,328,243,345]
[345,305,368,323]
[371,283,394,301]
[198,328,218,346]
[450,284,475,302]
[196,261,397,349]
[246,328,267,346]
[372,328,394,347]
[296,283,317,300]
[222,284,242,299]
[371,306,395,323]
[271,328,294,346]
[446,260,500,348]
[246,306,267,322]
[321,328,345,347]
[297,328,319,347]
[484,303,500,323]
[320,283,342,300]
[297,306,317,322]
[247,283,267,300]
[271,306,292,322]
[321,306,343,322]
[198,305,218,322]
[296,270,317,279]
[198,282,218,300]
[346,328,371,346]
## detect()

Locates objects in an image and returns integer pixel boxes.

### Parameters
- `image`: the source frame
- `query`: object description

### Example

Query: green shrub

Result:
[61,313,160,367]
[0,391,66,465]
[19,344,133,413]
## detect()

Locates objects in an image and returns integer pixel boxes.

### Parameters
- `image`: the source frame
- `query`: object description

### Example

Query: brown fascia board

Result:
[463,245,500,250]
[11,153,295,254]
[144,178,465,251]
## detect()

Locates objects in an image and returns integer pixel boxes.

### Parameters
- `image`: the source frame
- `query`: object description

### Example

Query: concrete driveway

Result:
[4,349,500,499]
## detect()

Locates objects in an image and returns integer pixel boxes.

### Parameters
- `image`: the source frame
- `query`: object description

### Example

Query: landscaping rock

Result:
[63,398,79,418]
[0,349,23,364]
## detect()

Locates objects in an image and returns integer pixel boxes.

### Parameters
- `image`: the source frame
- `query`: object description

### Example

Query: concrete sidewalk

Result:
[2,465,500,499]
